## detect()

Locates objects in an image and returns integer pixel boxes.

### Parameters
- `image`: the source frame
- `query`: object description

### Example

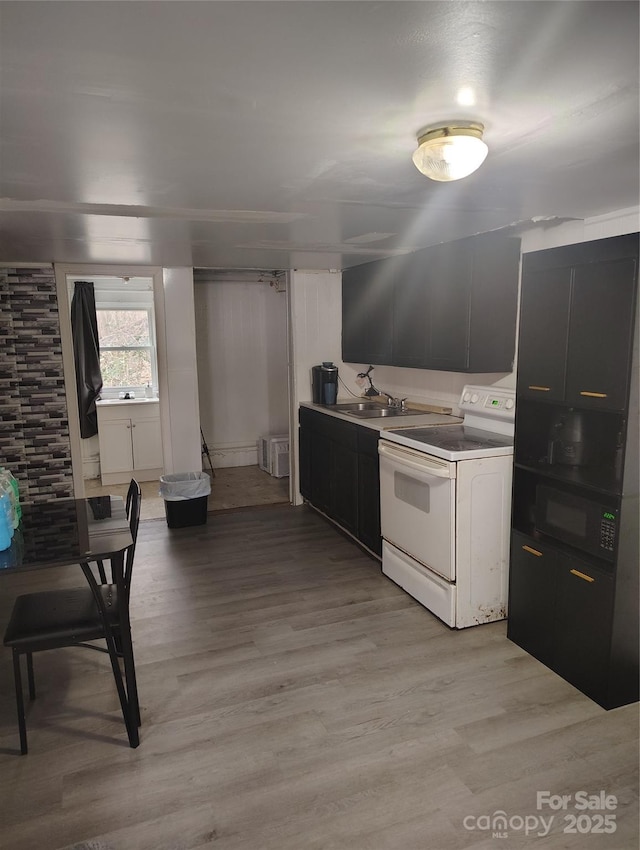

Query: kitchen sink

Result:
[333,401,387,412]
[345,407,425,418]
[333,402,425,419]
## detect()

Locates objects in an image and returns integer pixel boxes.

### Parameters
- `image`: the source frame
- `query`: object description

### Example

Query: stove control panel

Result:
[459,385,516,425]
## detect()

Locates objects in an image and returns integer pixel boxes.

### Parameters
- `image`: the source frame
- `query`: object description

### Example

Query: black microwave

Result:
[535,484,618,562]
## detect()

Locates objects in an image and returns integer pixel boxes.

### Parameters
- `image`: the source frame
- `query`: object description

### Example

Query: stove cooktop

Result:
[383,424,514,461]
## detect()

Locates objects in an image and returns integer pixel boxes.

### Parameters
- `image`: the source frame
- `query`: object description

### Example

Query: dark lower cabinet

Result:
[331,440,358,535]
[356,426,382,556]
[508,530,636,709]
[298,407,381,556]
[553,554,613,700]
[507,533,557,666]
[298,423,312,500]
[310,430,332,515]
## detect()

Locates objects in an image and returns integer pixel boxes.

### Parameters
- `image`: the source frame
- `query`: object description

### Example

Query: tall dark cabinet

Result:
[508,233,639,709]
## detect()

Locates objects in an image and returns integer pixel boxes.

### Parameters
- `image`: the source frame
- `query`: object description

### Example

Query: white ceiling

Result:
[1,1,638,271]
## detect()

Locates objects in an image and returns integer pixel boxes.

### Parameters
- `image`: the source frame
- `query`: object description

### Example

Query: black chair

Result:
[91,479,140,584]
[3,480,142,754]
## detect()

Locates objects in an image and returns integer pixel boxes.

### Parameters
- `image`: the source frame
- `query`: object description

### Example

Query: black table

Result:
[0,496,140,748]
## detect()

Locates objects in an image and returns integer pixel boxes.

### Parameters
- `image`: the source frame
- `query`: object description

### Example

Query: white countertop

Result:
[96,398,160,407]
[299,401,462,432]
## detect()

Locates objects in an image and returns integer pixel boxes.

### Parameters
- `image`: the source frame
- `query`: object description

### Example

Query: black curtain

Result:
[71,281,103,438]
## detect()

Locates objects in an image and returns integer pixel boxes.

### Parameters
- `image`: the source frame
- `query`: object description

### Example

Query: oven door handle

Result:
[378,442,454,478]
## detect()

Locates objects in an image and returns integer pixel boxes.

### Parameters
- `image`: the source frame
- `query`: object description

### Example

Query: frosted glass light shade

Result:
[412,123,488,182]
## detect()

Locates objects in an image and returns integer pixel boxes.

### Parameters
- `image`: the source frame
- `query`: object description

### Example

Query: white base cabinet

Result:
[97,401,163,485]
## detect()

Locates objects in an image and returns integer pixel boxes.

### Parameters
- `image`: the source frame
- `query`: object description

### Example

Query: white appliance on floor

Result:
[258,434,290,478]
[378,385,515,628]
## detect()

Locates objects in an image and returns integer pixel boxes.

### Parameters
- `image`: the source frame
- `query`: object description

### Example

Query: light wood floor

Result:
[0,505,637,849]
[84,465,290,521]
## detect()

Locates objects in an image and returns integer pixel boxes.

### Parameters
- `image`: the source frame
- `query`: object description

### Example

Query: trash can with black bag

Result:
[159,472,211,528]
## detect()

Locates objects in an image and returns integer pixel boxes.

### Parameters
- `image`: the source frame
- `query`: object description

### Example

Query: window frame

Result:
[96,302,158,399]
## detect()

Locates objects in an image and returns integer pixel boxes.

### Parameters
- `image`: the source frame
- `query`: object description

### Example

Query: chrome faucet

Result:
[385,395,408,409]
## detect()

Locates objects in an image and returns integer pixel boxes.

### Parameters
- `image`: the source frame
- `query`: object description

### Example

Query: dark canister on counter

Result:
[312,362,338,405]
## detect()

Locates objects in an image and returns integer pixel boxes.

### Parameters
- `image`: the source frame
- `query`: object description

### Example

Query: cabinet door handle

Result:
[579,391,608,399]
[528,386,551,392]
[522,545,543,557]
[570,568,595,583]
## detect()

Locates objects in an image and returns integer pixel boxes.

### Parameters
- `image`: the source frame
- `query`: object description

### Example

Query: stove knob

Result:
[470,393,479,404]
[462,391,471,402]
[505,398,514,410]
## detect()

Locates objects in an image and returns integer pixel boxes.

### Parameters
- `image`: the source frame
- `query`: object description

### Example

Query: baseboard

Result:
[101,468,163,485]
[211,442,258,468]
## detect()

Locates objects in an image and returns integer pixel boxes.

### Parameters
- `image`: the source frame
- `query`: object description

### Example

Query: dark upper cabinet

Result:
[392,253,430,368]
[467,235,522,372]
[516,266,572,402]
[518,234,638,412]
[342,257,395,366]
[342,232,520,373]
[425,240,472,370]
[425,235,520,371]
[565,257,637,410]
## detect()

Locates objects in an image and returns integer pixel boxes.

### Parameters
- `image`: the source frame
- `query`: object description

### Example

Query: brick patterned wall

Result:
[0,267,74,503]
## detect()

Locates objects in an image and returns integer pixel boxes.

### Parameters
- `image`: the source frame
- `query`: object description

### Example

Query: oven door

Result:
[379,440,456,580]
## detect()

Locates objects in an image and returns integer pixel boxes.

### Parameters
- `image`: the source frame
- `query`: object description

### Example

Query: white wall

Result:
[194,277,289,467]
[288,270,344,503]
[161,267,202,475]
[339,362,514,415]
[289,270,343,404]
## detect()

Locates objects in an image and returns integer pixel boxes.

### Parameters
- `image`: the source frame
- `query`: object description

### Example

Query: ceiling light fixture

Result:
[412,122,488,182]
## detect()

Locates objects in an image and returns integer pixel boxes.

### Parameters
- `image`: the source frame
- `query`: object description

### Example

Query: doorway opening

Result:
[193,269,290,512]
[56,263,170,521]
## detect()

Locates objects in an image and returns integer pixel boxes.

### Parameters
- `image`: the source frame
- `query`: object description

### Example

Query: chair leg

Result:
[26,653,36,700]
[127,649,142,728]
[12,649,28,755]
[96,560,108,584]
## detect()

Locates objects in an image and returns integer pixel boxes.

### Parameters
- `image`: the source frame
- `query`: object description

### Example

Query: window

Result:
[66,273,159,400]
[97,308,155,392]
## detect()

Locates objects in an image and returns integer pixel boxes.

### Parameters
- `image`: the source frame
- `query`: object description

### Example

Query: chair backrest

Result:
[122,479,142,599]
[126,478,139,528]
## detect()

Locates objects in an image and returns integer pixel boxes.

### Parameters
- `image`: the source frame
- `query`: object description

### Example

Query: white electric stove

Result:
[378,385,515,628]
